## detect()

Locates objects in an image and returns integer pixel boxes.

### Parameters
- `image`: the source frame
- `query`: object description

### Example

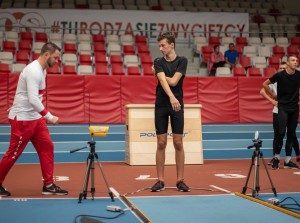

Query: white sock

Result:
[275,154,280,159]
[46,184,53,188]
[285,156,291,163]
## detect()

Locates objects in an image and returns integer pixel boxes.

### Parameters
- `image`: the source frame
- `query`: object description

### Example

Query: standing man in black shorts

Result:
[150,32,190,192]
[263,55,300,170]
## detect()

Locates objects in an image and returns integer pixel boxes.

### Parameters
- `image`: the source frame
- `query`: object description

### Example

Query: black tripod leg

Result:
[260,154,277,197]
[95,153,114,202]
[90,157,95,200]
[79,155,93,203]
[242,152,255,194]
[252,154,260,197]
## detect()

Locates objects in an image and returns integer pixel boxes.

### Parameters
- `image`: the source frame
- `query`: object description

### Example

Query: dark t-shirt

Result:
[154,56,187,107]
[269,70,300,110]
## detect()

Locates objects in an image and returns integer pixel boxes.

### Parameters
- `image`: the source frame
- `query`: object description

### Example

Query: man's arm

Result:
[235,56,239,65]
[157,72,181,111]
[26,69,59,125]
[260,88,278,107]
[165,72,183,87]
[262,79,277,101]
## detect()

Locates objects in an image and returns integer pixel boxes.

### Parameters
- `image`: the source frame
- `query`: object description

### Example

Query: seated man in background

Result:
[224,43,242,69]
[209,45,225,76]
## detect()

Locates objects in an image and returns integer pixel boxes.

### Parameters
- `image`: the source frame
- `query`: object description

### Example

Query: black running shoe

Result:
[272,158,280,170]
[268,158,275,165]
[0,184,11,197]
[151,181,165,192]
[297,157,300,164]
[284,160,300,169]
[176,180,190,192]
[42,184,68,195]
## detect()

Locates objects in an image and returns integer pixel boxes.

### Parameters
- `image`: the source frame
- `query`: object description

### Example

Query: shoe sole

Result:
[177,189,190,192]
[0,194,11,197]
[272,167,279,170]
[151,188,165,192]
[42,192,68,195]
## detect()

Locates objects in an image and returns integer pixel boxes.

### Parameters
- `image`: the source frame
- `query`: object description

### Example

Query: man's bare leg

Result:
[173,133,184,180]
[156,133,167,181]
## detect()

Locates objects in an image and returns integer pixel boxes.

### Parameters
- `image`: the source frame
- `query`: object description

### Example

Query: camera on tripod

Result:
[247,131,262,150]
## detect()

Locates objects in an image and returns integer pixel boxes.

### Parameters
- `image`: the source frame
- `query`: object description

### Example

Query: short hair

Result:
[280,62,287,65]
[287,55,297,61]
[40,42,61,55]
[229,43,235,47]
[157,32,176,47]
[213,45,219,51]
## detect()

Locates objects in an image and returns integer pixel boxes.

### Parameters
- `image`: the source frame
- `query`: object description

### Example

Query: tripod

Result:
[242,139,277,197]
[70,138,114,203]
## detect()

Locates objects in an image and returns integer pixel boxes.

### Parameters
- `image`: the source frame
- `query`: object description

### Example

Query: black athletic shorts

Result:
[155,106,184,135]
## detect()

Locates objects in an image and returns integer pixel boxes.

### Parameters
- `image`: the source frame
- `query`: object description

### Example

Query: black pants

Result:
[273,108,300,156]
[209,61,226,76]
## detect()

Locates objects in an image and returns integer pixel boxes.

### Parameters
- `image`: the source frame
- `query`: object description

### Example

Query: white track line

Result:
[210,185,234,194]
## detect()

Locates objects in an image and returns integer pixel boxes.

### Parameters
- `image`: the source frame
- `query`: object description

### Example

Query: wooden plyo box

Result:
[125,104,203,165]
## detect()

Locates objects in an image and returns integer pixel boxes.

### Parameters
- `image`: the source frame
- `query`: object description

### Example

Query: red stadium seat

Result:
[2,41,16,54]
[263,67,277,77]
[64,43,77,54]
[236,37,248,48]
[248,67,262,77]
[109,55,123,65]
[94,53,108,65]
[20,32,33,43]
[95,64,109,75]
[235,45,244,57]
[142,64,153,76]
[268,56,280,69]
[93,43,106,54]
[290,37,300,48]
[127,66,141,76]
[239,56,252,68]
[15,52,29,64]
[111,64,125,75]
[18,41,32,55]
[286,46,299,56]
[31,53,40,61]
[62,65,77,75]
[92,34,105,44]
[208,37,220,46]
[254,15,264,25]
[123,45,136,55]
[47,64,61,74]
[140,55,153,66]
[272,46,285,58]
[79,54,92,65]
[269,9,280,18]
[232,67,246,77]
[135,35,147,45]
[35,32,48,43]
[0,63,10,74]
[201,46,213,64]
[137,45,150,56]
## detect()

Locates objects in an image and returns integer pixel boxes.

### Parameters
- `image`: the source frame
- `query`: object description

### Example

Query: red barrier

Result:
[198,77,240,123]
[47,75,85,123]
[183,77,199,104]
[84,75,122,123]
[238,77,273,123]
[0,73,9,123]
[1,73,285,124]
[120,76,157,122]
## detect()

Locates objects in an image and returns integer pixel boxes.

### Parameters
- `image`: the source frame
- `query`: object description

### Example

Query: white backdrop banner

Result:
[0,9,249,40]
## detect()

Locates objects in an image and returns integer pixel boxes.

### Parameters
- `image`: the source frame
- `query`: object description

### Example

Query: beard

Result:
[47,58,56,68]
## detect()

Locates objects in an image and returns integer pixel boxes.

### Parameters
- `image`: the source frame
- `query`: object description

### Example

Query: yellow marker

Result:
[89,126,109,137]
